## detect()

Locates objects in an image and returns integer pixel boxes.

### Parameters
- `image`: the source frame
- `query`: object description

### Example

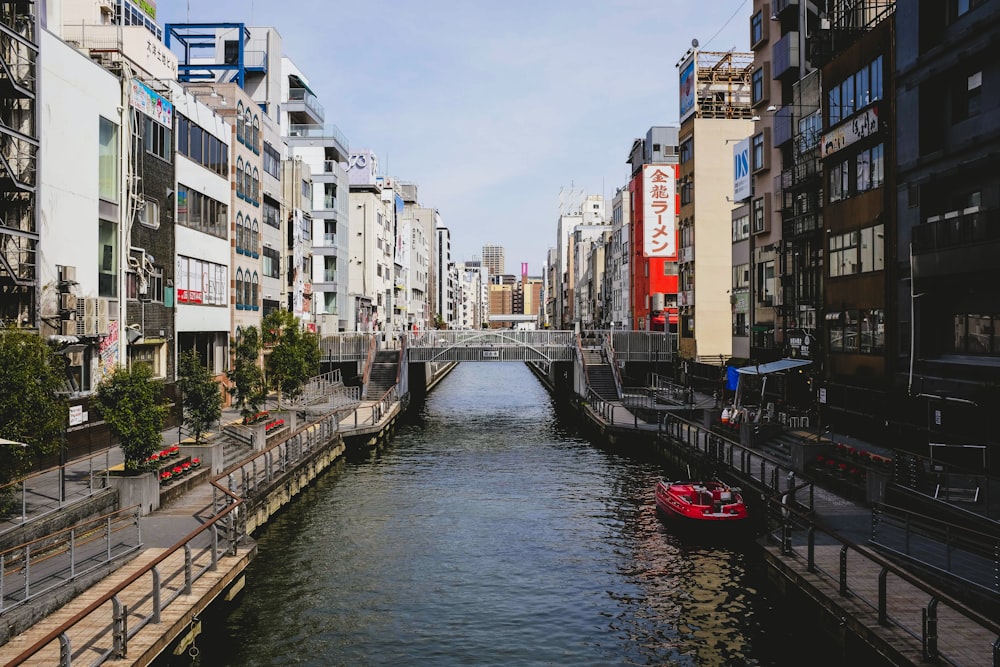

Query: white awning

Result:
[735,358,813,375]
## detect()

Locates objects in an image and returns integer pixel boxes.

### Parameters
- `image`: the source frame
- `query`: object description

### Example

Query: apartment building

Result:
[627,127,680,332]
[347,151,395,334]
[894,0,998,450]
[676,49,754,362]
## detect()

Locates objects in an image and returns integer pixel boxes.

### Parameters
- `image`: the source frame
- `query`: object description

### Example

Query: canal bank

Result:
[528,362,1000,667]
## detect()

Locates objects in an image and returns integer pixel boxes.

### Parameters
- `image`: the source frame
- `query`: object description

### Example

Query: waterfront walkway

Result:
[3,375,999,665]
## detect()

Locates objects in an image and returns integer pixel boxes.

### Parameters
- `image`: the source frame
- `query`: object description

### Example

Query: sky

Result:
[157,0,752,274]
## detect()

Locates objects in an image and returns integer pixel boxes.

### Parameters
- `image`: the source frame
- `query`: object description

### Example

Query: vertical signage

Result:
[733,138,751,202]
[642,164,677,258]
[678,55,697,123]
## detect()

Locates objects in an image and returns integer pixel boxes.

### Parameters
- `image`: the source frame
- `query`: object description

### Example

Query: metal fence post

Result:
[58,633,71,667]
[152,567,161,623]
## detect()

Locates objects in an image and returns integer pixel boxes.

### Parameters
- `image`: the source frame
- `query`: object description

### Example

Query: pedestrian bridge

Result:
[320,330,675,364]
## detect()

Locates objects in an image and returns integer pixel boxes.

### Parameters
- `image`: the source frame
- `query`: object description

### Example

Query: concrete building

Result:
[347,151,395,334]
[675,48,754,365]
[627,127,680,332]
[481,243,504,278]
[607,186,631,329]
[894,0,998,452]
[552,193,606,329]
[435,217,454,327]
[35,21,122,391]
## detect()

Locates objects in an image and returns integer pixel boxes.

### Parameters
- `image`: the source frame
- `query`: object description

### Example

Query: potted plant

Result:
[160,470,172,485]
[191,457,201,469]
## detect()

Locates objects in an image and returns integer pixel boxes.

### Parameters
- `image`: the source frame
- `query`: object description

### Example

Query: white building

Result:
[37,27,124,391]
[607,186,631,329]
[346,151,395,335]
[171,86,233,380]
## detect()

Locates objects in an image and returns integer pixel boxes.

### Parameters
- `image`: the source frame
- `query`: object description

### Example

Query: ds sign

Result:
[733,138,751,202]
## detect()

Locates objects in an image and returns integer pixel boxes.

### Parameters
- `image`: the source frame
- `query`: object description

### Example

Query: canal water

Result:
[185,363,844,666]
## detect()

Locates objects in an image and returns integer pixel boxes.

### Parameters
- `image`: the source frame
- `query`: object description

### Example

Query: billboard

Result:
[642,164,677,258]
[733,138,751,202]
[678,55,696,123]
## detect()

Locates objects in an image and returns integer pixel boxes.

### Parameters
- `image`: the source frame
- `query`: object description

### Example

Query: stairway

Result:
[364,350,399,399]
[582,349,619,401]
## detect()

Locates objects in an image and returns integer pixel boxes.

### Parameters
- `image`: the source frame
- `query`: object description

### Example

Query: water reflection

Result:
[180,363,835,667]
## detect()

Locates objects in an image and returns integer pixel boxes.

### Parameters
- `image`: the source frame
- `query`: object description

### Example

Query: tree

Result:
[95,364,168,471]
[0,330,67,485]
[227,325,266,422]
[263,310,319,407]
[177,349,223,445]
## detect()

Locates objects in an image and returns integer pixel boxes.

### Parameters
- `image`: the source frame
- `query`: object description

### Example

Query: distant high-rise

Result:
[482,244,505,277]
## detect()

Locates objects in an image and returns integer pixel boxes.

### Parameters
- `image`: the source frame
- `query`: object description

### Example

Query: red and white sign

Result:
[642,164,676,258]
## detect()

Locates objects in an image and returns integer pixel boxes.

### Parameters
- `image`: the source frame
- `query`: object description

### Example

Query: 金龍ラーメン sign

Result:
[643,164,676,258]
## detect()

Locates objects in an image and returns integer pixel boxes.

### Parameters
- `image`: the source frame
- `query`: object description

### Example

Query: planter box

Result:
[107,471,159,516]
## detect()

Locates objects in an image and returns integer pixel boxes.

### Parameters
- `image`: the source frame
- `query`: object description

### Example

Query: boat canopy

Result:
[734,358,812,375]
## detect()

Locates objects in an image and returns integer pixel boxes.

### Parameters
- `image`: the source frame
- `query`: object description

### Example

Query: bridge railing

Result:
[320,333,373,361]
[608,331,675,362]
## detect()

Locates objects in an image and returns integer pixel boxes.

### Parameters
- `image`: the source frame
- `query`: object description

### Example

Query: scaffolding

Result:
[692,50,754,120]
[0,0,38,328]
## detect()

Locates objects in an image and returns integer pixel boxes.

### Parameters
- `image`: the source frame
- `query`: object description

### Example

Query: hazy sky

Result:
[158,0,751,273]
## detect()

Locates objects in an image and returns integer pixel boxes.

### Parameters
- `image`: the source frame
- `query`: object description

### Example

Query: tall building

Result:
[894,0,998,452]
[482,243,504,277]
[627,127,680,332]
[676,49,754,365]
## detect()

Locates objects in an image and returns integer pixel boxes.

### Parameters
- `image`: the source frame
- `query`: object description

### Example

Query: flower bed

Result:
[243,411,270,426]
[265,418,286,434]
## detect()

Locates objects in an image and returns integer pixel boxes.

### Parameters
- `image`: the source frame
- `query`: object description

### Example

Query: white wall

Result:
[38,29,122,310]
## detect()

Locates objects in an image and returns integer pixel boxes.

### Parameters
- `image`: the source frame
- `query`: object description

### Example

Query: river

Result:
[184,363,844,666]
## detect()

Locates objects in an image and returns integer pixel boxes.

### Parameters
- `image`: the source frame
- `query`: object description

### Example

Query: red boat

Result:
[655,479,749,525]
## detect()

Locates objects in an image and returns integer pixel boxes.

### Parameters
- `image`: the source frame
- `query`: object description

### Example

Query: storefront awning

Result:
[735,358,812,375]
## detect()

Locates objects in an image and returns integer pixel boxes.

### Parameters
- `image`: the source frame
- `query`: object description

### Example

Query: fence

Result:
[1,451,113,532]
[1,507,141,613]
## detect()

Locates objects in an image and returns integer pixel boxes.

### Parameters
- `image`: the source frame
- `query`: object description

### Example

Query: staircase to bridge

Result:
[365,350,401,399]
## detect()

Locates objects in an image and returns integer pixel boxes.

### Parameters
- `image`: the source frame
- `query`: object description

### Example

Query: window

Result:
[236,157,245,199]
[252,115,260,153]
[750,10,764,46]
[236,101,244,143]
[948,0,988,21]
[952,313,998,355]
[252,167,260,204]
[176,184,228,239]
[828,85,841,126]
[98,219,118,297]
[177,114,228,176]
[251,272,259,309]
[263,199,280,228]
[141,114,172,162]
[752,197,765,233]
[235,212,245,253]
[829,231,859,277]
[829,160,849,203]
[953,70,982,122]
[264,142,281,179]
[235,268,244,308]
[752,67,765,106]
[138,197,159,229]
[827,309,885,354]
[752,132,765,171]
[263,246,281,278]
[757,259,775,304]
[859,224,885,272]
[679,138,693,164]
[98,117,119,202]
[251,219,260,256]
[680,178,693,206]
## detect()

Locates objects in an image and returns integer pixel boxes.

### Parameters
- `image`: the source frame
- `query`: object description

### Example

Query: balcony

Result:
[773,0,798,20]
[912,209,1000,279]
[774,106,794,147]
[286,123,349,158]
[285,88,325,124]
[772,32,800,80]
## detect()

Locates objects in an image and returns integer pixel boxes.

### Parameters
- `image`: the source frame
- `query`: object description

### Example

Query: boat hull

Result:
[654,480,749,527]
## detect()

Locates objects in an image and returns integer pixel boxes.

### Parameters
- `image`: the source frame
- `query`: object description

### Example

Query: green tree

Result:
[263,310,318,407]
[95,364,168,471]
[227,325,266,422]
[0,330,67,485]
[177,349,223,445]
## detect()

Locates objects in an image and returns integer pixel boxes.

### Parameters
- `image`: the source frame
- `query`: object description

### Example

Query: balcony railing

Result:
[287,124,349,153]
[912,209,999,254]
[287,88,325,121]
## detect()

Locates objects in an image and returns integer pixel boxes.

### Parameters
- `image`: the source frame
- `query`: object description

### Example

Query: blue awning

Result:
[735,358,812,375]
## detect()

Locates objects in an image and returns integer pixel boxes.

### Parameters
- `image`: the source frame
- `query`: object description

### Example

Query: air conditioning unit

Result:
[96,299,110,335]
[84,297,97,319]
[61,293,78,311]
[61,266,77,283]
[62,320,77,336]
[67,351,84,367]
